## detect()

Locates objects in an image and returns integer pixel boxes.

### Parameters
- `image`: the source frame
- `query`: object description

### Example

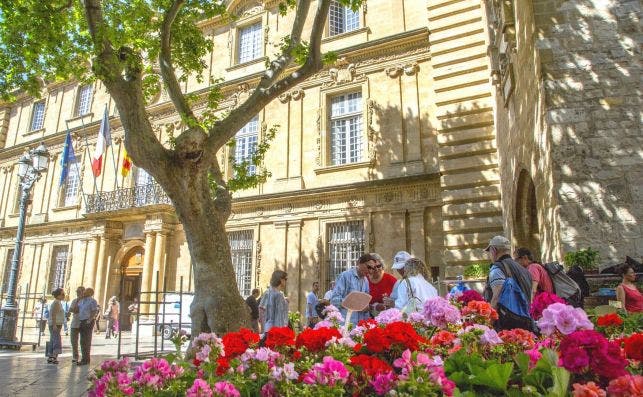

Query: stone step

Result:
[441,184,502,204]
[443,213,504,233]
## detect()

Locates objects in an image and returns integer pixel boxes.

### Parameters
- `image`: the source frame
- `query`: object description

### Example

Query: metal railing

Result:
[0,282,49,350]
[85,183,171,214]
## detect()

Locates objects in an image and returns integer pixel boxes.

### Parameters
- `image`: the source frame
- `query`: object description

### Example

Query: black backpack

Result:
[543,262,583,308]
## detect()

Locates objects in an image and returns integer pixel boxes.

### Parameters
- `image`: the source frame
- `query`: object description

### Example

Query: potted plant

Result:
[564,247,600,272]
[463,262,491,280]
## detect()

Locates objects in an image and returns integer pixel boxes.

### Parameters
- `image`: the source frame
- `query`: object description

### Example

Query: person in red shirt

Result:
[367,253,398,313]
[515,247,554,300]
[616,264,643,313]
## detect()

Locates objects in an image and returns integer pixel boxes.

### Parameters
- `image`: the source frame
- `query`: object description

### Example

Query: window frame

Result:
[59,158,81,208]
[29,100,46,132]
[233,115,260,176]
[236,21,263,65]
[329,91,364,166]
[49,245,70,291]
[328,0,361,37]
[227,229,254,298]
[74,84,93,117]
[324,219,366,288]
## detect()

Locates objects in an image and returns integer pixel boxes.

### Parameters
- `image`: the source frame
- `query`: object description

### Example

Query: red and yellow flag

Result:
[121,149,132,177]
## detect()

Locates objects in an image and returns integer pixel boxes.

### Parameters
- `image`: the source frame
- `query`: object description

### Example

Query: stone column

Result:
[408,210,426,262]
[93,236,107,307]
[139,231,156,316]
[86,236,100,289]
[152,232,167,291]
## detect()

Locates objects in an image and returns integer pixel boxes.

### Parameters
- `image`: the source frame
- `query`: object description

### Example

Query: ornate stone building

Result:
[0,0,639,324]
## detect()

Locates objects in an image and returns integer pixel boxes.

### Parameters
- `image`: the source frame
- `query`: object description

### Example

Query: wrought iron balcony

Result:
[85,183,172,214]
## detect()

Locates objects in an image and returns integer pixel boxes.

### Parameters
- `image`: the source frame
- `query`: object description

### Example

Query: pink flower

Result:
[187,379,213,397]
[422,297,461,328]
[607,374,643,397]
[480,328,503,345]
[572,382,606,397]
[302,356,349,386]
[375,308,403,324]
[260,382,277,397]
[370,372,396,396]
[538,303,593,336]
[213,381,240,397]
[524,346,542,367]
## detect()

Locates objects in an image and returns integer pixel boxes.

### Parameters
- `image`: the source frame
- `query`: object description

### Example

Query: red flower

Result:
[192,358,201,367]
[456,290,484,305]
[222,328,260,358]
[498,328,536,349]
[357,318,378,328]
[560,330,628,379]
[350,354,393,376]
[292,350,302,360]
[363,322,421,354]
[216,357,229,376]
[430,330,456,346]
[596,313,623,327]
[353,343,363,353]
[295,327,342,352]
[622,333,643,361]
[264,327,295,349]
[607,374,643,397]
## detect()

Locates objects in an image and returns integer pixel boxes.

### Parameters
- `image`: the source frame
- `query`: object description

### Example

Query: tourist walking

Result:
[323,281,335,301]
[391,258,437,312]
[260,270,289,333]
[46,288,65,364]
[330,253,374,325]
[306,282,320,327]
[68,286,85,363]
[33,297,48,336]
[245,289,261,333]
[616,263,643,313]
[367,253,397,313]
[514,247,554,300]
[105,296,120,339]
[61,295,70,336]
[77,287,98,366]
[128,297,139,326]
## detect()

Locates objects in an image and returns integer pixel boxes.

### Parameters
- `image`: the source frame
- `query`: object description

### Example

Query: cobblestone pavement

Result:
[0,332,173,397]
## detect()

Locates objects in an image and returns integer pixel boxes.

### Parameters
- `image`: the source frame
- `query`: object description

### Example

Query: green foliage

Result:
[225,124,279,192]
[513,349,570,397]
[463,262,491,279]
[445,349,513,395]
[564,247,600,271]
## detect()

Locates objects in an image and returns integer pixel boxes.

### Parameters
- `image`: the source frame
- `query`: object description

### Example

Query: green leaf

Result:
[470,362,514,392]
[547,366,570,397]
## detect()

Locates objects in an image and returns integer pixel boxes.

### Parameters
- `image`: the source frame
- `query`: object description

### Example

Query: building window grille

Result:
[330,91,363,165]
[49,246,69,291]
[228,230,253,298]
[75,85,93,116]
[134,167,155,206]
[238,23,262,64]
[327,221,364,284]
[329,1,360,36]
[30,101,46,131]
[63,159,81,207]
[234,115,259,176]
[2,249,14,294]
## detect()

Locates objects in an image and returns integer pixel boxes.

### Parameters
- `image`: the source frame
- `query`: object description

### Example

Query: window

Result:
[134,167,155,206]
[2,249,14,294]
[329,1,360,36]
[330,91,363,165]
[228,230,253,298]
[62,159,81,207]
[237,22,262,64]
[30,100,46,131]
[234,116,259,176]
[49,246,69,291]
[327,221,364,283]
[75,84,93,116]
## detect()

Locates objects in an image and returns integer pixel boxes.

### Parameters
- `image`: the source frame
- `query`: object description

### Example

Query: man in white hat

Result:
[383,251,412,309]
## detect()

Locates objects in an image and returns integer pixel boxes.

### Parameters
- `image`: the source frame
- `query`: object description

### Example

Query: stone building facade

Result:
[0,0,639,324]
[483,0,642,265]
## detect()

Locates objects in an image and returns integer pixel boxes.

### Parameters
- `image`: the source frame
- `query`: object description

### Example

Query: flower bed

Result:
[89,296,642,396]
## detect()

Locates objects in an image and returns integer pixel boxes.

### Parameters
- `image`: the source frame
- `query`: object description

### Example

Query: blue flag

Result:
[59,130,77,186]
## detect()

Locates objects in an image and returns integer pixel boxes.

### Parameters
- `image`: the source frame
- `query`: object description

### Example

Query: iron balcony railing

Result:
[85,183,171,214]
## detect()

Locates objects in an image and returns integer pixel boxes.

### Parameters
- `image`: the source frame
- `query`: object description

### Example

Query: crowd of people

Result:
[252,235,641,336]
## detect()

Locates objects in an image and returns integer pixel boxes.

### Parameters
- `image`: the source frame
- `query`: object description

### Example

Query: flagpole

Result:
[62,123,89,209]
[105,104,120,191]
[76,117,101,195]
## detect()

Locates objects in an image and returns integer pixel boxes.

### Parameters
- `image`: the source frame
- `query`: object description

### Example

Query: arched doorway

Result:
[118,245,144,331]
[514,170,541,260]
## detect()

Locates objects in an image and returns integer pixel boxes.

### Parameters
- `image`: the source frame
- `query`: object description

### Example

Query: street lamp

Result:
[0,143,49,348]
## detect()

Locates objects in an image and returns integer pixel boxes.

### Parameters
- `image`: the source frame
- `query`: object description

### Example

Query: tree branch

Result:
[159,0,197,123]
[82,0,121,82]
[50,0,73,13]
[203,0,331,160]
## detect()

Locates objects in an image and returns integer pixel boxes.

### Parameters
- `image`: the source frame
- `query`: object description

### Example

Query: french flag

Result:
[92,106,111,177]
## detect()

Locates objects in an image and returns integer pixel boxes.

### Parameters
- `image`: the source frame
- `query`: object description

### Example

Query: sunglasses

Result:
[368,264,383,270]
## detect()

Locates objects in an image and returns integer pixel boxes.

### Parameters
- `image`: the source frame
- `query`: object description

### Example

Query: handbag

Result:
[401,278,422,313]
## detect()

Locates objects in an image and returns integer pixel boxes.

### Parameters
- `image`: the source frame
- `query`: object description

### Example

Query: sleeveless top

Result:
[620,284,643,313]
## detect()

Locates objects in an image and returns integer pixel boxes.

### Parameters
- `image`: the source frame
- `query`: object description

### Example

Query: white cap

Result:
[484,236,511,251]
[392,251,412,270]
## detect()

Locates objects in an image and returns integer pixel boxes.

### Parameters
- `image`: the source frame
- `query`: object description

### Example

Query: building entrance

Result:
[119,247,143,331]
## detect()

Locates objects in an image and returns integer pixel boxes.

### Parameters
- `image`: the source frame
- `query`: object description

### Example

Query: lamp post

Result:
[0,143,49,348]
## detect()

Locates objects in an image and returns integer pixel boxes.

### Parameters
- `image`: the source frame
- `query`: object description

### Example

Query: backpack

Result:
[485,260,535,332]
[543,262,583,307]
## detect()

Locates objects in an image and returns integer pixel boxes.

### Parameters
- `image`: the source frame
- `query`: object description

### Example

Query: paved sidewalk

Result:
[0,332,172,397]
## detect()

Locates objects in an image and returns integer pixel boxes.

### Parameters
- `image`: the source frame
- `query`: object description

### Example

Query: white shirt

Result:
[394,275,438,312]
[323,289,333,301]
